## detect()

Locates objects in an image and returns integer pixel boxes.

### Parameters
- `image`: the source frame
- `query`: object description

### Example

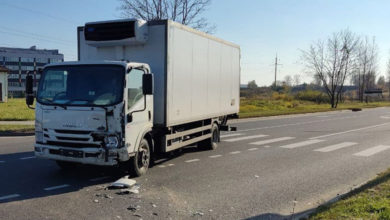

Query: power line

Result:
[0,25,73,44]
[0,30,73,46]
[2,2,78,25]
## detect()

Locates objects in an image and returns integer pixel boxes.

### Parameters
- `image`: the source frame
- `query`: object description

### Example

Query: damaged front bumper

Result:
[34,143,130,166]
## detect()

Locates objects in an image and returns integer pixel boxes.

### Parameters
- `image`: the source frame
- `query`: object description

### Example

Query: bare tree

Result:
[284,75,292,87]
[377,75,386,89]
[293,74,301,86]
[387,57,390,93]
[118,0,215,33]
[247,80,258,89]
[302,30,359,108]
[312,73,322,86]
[352,36,379,101]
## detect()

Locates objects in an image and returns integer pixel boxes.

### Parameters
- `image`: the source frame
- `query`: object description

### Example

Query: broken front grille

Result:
[44,129,102,148]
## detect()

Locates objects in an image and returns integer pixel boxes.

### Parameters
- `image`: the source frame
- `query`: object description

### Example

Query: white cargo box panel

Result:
[78,19,240,127]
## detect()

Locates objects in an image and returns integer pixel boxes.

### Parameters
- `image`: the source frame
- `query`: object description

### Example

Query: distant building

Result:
[0,66,9,102]
[240,84,248,89]
[0,46,64,97]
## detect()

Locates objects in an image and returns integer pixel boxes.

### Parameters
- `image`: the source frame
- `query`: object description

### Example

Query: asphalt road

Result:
[2,108,390,219]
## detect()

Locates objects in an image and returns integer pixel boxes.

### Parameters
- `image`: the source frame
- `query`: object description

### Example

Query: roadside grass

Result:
[1,98,390,121]
[239,99,390,118]
[0,124,35,132]
[0,99,35,121]
[309,169,390,219]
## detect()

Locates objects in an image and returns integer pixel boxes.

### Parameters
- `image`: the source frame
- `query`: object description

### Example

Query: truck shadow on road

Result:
[0,146,202,204]
[0,151,126,204]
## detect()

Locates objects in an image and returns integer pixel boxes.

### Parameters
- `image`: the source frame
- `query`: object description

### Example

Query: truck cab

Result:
[29,61,154,175]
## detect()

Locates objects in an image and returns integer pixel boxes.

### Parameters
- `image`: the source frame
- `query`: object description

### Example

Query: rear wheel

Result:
[198,123,219,150]
[129,139,150,177]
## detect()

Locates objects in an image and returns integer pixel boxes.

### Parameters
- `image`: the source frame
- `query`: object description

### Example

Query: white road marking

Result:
[89,176,110,182]
[224,134,268,142]
[314,142,357,152]
[0,194,20,201]
[250,137,295,146]
[167,164,175,167]
[229,151,241,154]
[354,145,390,157]
[264,145,272,148]
[309,122,390,140]
[185,159,200,163]
[280,139,325,149]
[247,148,258,151]
[19,156,35,160]
[238,116,360,132]
[158,165,166,168]
[209,155,222,158]
[380,116,390,119]
[220,133,243,138]
[44,184,70,191]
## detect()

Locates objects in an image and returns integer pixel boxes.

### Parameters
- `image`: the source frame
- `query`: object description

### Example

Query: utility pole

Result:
[274,54,282,87]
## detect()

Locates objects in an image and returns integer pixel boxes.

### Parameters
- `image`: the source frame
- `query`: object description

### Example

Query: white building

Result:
[0,66,9,102]
[0,46,64,97]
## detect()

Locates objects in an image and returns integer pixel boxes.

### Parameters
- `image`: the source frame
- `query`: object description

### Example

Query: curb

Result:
[0,132,34,137]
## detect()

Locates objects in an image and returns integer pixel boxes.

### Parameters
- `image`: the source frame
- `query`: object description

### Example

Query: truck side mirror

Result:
[142,74,153,95]
[25,74,35,106]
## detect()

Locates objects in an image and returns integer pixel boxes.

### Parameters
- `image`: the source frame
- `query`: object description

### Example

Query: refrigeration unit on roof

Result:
[84,19,148,47]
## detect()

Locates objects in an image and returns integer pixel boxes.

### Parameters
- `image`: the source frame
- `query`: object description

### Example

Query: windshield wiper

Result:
[66,99,91,104]
[40,98,67,110]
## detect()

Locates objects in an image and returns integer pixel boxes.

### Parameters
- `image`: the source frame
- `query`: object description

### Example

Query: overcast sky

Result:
[1,0,389,86]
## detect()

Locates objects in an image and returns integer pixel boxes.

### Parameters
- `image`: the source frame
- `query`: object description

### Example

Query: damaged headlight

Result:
[104,135,119,148]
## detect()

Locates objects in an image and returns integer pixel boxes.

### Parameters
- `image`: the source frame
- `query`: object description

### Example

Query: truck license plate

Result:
[60,149,83,158]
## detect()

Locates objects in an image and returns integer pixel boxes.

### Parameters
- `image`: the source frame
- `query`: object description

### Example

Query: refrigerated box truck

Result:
[26,19,240,176]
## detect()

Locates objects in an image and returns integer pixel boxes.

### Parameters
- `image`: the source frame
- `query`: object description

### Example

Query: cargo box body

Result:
[78,20,240,127]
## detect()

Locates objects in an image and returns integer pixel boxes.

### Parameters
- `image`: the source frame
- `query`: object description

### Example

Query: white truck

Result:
[25,19,240,176]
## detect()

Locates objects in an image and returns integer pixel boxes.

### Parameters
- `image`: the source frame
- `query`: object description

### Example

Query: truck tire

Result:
[129,139,150,177]
[198,123,219,150]
[56,160,78,170]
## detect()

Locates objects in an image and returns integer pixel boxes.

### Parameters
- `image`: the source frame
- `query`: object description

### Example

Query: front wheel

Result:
[198,123,219,150]
[129,139,151,177]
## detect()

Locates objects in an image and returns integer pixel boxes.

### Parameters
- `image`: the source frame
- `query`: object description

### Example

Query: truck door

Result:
[125,68,151,153]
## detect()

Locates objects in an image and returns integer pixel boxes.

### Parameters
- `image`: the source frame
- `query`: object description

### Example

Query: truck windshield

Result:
[37,65,125,106]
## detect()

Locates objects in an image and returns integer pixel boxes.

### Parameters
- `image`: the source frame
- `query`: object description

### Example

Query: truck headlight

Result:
[104,136,119,148]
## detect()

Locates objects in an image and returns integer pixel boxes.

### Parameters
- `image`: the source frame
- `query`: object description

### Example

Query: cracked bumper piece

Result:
[34,144,123,166]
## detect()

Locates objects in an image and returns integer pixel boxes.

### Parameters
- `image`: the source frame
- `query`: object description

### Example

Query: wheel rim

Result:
[137,144,150,170]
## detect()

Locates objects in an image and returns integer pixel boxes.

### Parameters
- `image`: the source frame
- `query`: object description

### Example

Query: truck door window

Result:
[127,69,144,110]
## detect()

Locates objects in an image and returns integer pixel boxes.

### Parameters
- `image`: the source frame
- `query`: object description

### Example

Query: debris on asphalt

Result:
[192,211,204,217]
[153,212,158,216]
[133,213,142,218]
[254,175,259,178]
[127,205,141,212]
[151,203,157,208]
[104,194,114,199]
[109,175,136,189]
[116,184,140,195]
[93,199,99,203]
